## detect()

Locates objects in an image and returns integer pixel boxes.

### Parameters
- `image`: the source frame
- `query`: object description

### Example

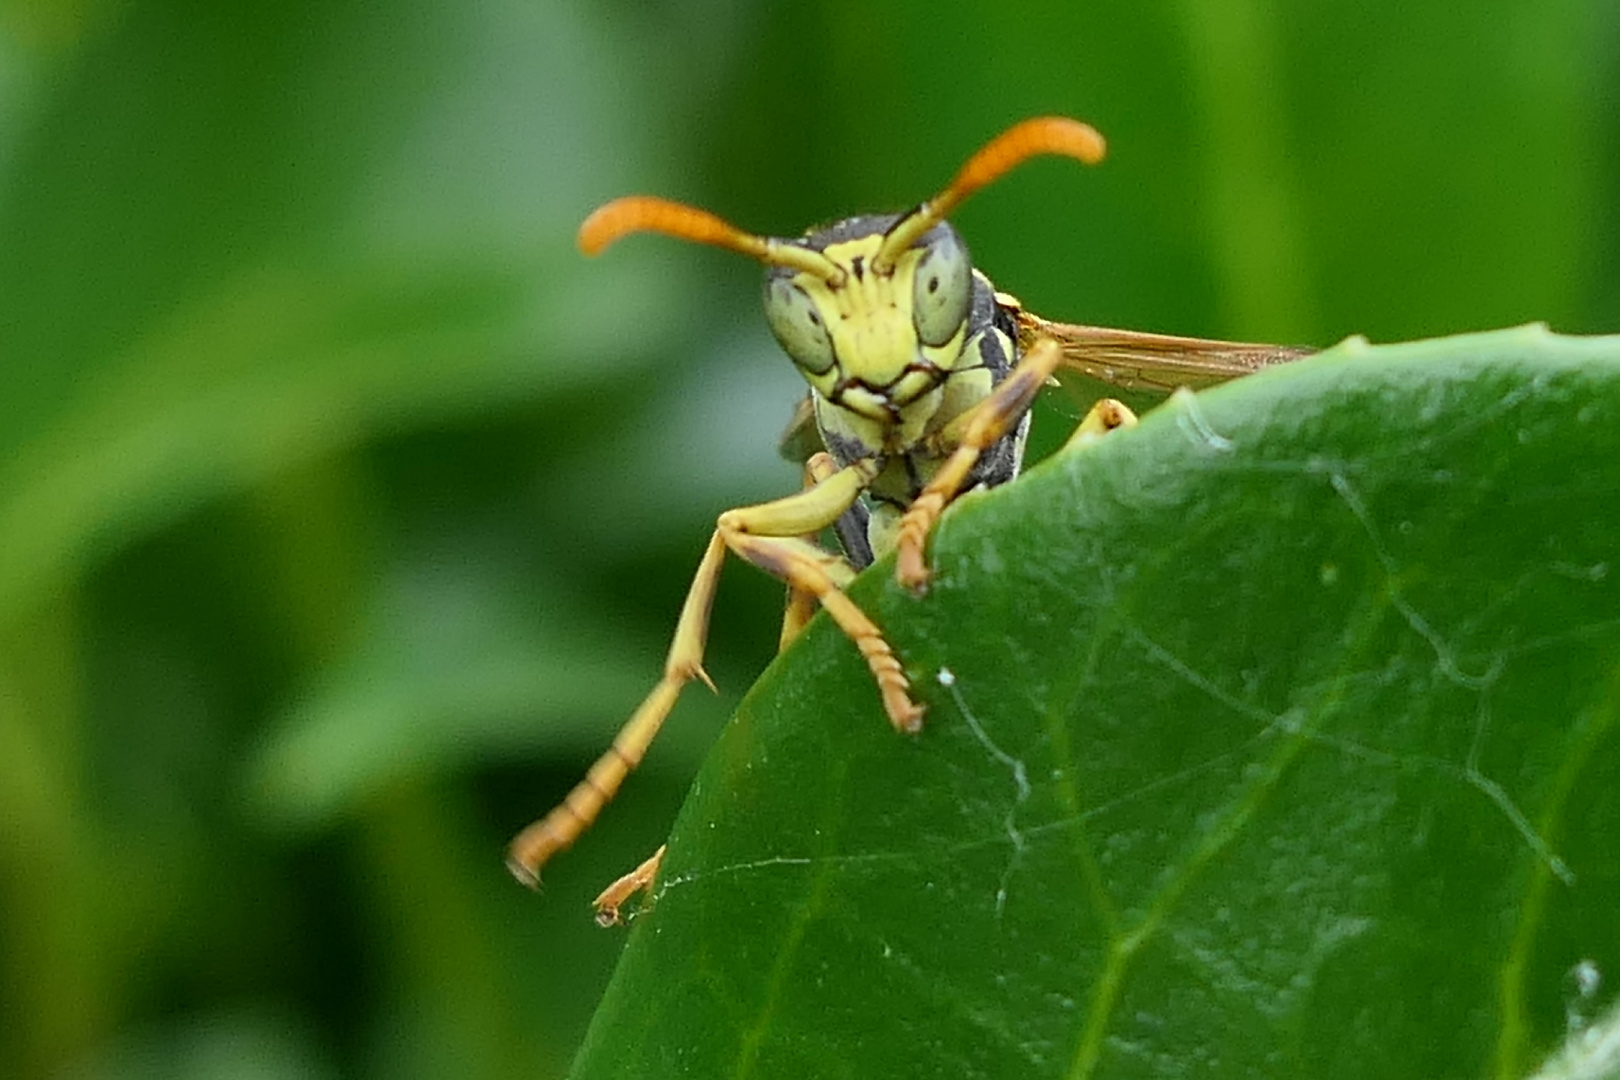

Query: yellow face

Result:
[762,220,973,424]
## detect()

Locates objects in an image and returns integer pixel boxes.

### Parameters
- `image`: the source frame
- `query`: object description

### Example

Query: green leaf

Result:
[572,326,1620,1079]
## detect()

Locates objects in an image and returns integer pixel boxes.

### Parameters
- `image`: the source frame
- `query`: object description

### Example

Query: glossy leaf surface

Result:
[574,328,1620,1079]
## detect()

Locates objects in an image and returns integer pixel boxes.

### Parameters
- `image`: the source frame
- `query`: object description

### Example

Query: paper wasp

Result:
[508,117,1313,922]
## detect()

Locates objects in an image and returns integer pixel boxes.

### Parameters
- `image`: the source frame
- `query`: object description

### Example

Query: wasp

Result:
[508,117,1313,923]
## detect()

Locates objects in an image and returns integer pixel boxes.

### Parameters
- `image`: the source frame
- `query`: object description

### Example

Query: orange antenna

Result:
[578,195,845,283]
[873,117,1107,273]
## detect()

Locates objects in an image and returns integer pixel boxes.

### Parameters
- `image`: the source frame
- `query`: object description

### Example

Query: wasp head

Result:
[576,117,1107,425]
[762,214,972,421]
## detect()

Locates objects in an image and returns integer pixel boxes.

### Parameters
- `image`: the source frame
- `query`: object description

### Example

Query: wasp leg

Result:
[594,454,845,927]
[780,571,820,651]
[507,456,921,908]
[780,452,842,650]
[592,844,666,927]
[1064,397,1138,450]
[896,337,1069,592]
[720,516,923,736]
[598,453,885,926]
[506,529,728,890]
[721,457,921,735]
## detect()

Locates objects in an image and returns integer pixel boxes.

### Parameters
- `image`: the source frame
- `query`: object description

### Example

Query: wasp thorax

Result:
[761,218,973,419]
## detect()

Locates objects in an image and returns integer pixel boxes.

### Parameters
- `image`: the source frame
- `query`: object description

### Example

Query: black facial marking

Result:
[828,379,902,423]
[890,361,942,390]
[833,359,945,406]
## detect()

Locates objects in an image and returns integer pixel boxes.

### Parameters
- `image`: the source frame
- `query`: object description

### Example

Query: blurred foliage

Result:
[0,1,1615,1079]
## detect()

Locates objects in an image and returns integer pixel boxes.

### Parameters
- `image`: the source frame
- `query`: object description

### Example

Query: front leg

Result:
[895,337,1067,591]
[595,519,925,926]
[507,454,922,925]
[720,517,923,735]
[895,337,1138,591]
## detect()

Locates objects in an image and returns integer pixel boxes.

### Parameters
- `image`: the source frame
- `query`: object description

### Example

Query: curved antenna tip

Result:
[873,116,1108,271]
[954,116,1107,195]
[575,194,843,281]
[576,195,719,256]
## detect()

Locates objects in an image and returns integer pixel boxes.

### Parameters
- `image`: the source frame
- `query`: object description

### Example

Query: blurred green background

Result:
[0,1,1615,1078]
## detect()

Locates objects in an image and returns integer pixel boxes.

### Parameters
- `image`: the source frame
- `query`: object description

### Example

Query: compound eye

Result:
[910,226,972,348]
[762,273,836,375]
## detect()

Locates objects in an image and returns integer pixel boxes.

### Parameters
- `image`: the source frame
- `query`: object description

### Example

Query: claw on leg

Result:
[593,845,666,926]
